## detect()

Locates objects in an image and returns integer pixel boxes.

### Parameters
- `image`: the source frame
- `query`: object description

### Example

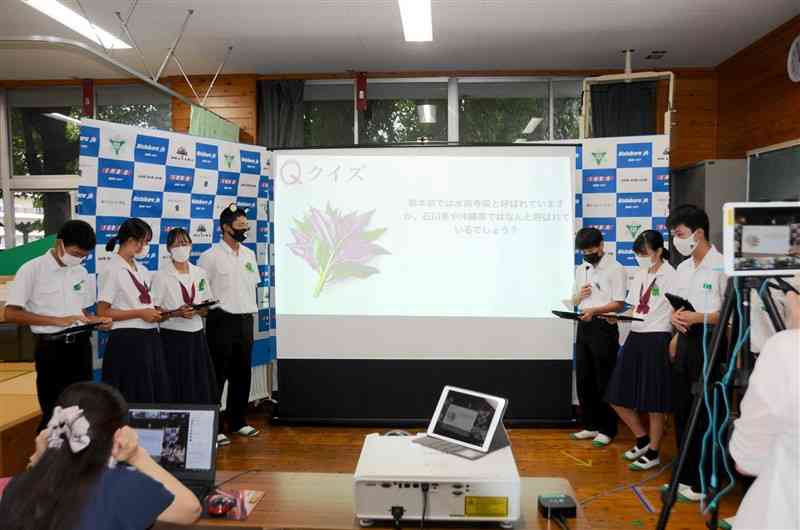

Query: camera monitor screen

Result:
[723,202,800,276]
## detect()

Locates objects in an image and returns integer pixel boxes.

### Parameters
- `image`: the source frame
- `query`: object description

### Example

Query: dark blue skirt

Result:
[160,328,218,405]
[605,331,673,413]
[102,328,172,403]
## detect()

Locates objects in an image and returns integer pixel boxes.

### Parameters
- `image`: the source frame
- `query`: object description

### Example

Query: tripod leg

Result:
[657,279,737,530]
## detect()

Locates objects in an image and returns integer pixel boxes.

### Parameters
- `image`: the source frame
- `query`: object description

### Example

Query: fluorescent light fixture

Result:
[21,0,131,49]
[43,112,82,125]
[522,117,542,135]
[398,0,432,42]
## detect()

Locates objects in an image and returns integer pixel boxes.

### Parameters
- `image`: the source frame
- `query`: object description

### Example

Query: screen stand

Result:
[488,423,511,452]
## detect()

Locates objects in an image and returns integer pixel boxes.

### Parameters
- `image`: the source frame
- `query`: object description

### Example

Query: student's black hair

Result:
[666,204,710,241]
[0,382,129,530]
[104,218,152,252]
[633,229,670,261]
[57,220,96,251]
[166,227,192,249]
[219,203,247,228]
[575,227,603,250]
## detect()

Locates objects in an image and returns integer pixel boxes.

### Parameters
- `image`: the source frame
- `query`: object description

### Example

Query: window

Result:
[95,84,171,130]
[9,87,82,176]
[303,82,355,147]
[552,80,582,140]
[459,80,549,143]
[0,192,70,248]
[358,81,448,144]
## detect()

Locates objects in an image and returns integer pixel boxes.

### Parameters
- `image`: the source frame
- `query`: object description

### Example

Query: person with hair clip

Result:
[198,204,261,446]
[4,220,112,430]
[97,218,170,403]
[604,230,677,470]
[151,228,218,404]
[0,382,201,529]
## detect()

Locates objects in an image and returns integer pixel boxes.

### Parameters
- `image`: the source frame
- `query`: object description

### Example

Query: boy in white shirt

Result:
[570,227,627,447]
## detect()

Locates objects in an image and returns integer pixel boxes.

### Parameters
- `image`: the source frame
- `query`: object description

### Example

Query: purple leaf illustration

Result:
[288,204,390,297]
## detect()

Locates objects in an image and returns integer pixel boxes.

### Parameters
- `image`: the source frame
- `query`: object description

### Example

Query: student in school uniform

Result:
[605,230,676,470]
[198,204,261,446]
[663,204,727,502]
[570,227,627,447]
[151,228,218,404]
[4,220,112,429]
[97,218,170,403]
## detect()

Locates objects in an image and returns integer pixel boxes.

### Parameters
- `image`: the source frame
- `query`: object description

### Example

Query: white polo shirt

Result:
[626,262,677,333]
[152,261,215,333]
[730,329,800,530]
[673,246,726,316]
[6,250,94,334]
[574,253,627,311]
[98,253,157,330]
[197,242,259,315]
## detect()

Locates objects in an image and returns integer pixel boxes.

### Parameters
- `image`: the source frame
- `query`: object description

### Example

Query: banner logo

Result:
[591,151,607,165]
[109,136,126,156]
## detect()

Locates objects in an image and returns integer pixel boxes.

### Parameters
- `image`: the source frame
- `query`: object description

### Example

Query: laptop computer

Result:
[128,403,219,501]
[412,386,509,460]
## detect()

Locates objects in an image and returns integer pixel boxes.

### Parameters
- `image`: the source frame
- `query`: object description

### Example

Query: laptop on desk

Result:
[413,385,509,460]
[128,403,219,501]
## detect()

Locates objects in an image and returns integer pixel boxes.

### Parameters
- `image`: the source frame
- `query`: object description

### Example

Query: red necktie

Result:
[179,281,196,305]
[636,277,658,315]
[126,270,152,305]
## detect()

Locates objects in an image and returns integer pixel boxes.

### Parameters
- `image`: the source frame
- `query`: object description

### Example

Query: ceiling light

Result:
[21,0,131,50]
[398,0,432,42]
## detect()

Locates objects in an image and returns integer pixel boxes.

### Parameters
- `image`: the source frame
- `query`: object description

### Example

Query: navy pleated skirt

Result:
[160,328,218,405]
[605,331,673,413]
[102,328,172,403]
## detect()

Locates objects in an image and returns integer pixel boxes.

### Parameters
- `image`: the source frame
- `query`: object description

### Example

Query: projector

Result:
[353,434,521,528]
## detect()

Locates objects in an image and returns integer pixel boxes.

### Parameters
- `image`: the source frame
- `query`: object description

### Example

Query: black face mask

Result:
[229,228,248,243]
[582,252,602,266]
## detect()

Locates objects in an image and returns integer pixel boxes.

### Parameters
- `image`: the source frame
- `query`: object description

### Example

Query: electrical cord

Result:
[579,459,674,506]
[420,483,429,529]
[213,468,260,490]
[552,514,569,530]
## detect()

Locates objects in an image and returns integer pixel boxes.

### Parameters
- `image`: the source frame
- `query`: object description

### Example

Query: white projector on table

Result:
[353,387,520,528]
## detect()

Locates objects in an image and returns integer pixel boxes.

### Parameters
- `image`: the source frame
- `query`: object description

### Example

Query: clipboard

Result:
[553,310,644,322]
[161,300,219,317]
[665,293,696,312]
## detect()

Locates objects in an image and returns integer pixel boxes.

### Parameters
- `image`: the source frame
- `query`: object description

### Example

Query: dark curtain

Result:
[590,81,657,138]
[258,80,305,148]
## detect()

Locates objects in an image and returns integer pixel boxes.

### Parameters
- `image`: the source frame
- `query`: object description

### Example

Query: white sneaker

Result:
[629,454,659,470]
[234,425,260,437]
[592,433,612,447]
[570,430,598,440]
[624,444,649,461]
[661,483,705,503]
[217,434,231,446]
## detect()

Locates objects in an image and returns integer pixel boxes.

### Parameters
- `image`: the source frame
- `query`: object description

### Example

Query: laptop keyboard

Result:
[413,436,465,453]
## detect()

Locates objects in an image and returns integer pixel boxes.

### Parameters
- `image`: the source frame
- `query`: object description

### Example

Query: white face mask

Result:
[673,232,698,257]
[170,246,191,263]
[59,245,84,268]
[135,244,150,260]
[635,255,652,270]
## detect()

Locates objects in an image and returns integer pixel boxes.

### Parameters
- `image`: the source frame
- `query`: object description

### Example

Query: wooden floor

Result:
[219,407,743,530]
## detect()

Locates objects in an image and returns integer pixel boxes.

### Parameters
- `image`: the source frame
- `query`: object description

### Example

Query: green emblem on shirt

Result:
[703,282,712,290]
[652,286,660,296]
[73,280,84,291]
[245,262,255,273]
[198,279,206,291]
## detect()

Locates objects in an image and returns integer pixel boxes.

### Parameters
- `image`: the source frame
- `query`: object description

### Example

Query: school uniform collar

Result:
[112,252,139,273]
[164,259,194,280]
[218,240,241,256]
[592,252,615,271]
[44,249,64,272]
[691,245,721,271]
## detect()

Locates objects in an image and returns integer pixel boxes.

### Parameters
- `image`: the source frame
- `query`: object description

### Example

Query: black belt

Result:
[39,331,90,344]
[208,308,253,320]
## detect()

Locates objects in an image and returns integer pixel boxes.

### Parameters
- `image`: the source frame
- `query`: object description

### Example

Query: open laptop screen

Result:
[128,405,217,477]
[430,387,505,451]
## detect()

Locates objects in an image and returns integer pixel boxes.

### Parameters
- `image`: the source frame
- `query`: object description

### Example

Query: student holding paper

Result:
[4,220,112,429]
[151,228,218,404]
[570,227,627,447]
[97,218,170,403]
[604,230,676,470]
